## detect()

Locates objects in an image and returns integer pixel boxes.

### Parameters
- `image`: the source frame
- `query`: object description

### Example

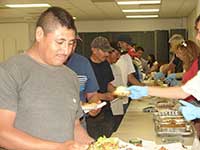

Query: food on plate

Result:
[159,123,186,128]
[129,138,143,147]
[81,102,98,110]
[156,100,175,110]
[159,146,168,150]
[88,136,119,150]
[113,86,130,97]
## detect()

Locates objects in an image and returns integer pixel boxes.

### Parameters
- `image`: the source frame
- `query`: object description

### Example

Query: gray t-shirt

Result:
[0,53,82,142]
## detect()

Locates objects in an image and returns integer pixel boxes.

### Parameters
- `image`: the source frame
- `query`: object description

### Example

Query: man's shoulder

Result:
[68,53,92,70]
[73,53,89,62]
[0,54,28,69]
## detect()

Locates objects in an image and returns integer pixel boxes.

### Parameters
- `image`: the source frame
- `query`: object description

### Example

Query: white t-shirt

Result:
[110,64,125,114]
[181,70,200,100]
[111,64,123,87]
[115,53,136,86]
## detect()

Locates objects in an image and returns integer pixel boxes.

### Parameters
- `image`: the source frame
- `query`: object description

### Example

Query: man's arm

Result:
[127,86,190,100]
[85,92,101,116]
[107,82,116,93]
[86,92,98,102]
[162,55,176,75]
[148,86,190,99]
[128,73,144,86]
[0,109,87,150]
[74,119,94,145]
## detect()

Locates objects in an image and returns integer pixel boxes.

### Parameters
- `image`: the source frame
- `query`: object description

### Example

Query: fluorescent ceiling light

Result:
[126,15,159,18]
[5,3,51,8]
[122,9,159,12]
[117,1,161,5]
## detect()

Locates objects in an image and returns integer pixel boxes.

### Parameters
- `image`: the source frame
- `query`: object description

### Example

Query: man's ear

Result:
[91,48,97,54]
[35,27,44,42]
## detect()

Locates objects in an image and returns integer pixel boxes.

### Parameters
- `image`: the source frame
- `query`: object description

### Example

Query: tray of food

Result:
[153,110,183,120]
[155,100,176,111]
[88,136,188,150]
[155,124,193,136]
[154,119,193,136]
[153,109,193,136]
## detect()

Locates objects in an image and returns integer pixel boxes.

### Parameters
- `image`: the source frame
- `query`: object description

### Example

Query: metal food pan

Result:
[153,111,183,121]
[155,123,193,136]
[154,110,180,116]
[156,118,186,124]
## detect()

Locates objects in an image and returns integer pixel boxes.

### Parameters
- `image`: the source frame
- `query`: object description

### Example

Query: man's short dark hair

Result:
[36,7,77,35]
[135,46,144,52]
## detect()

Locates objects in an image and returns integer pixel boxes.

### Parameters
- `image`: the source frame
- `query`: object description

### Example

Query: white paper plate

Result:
[81,102,107,113]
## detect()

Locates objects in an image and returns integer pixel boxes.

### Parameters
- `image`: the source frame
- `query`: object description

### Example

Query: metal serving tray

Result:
[153,110,193,136]
[155,122,193,136]
[153,111,183,120]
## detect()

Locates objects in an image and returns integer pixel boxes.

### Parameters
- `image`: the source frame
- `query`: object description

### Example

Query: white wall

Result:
[75,18,187,32]
[0,16,190,62]
[0,23,30,62]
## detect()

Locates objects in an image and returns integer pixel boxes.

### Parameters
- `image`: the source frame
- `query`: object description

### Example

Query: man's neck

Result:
[90,55,101,63]
[26,45,45,65]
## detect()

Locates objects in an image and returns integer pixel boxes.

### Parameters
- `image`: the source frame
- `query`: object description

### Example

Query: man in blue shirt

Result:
[67,51,99,103]
[66,38,101,128]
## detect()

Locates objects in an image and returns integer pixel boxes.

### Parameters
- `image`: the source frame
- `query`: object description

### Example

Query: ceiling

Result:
[0,0,198,22]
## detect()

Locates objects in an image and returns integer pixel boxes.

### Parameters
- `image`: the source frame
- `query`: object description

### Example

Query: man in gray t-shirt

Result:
[0,7,92,150]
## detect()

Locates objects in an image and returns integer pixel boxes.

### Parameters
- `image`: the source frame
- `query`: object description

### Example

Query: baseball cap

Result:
[91,36,113,52]
[117,34,133,46]
[110,41,121,53]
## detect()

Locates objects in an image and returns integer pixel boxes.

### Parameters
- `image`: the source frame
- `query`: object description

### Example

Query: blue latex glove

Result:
[154,72,164,80]
[164,73,176,83]
[179,100,200,121]
[166,78,179,87]
[170,79,179,86]
[127,86,148,99]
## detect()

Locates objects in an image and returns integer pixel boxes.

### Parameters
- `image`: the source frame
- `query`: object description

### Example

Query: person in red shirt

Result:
[117,35,139,58]
[174,40,200,103]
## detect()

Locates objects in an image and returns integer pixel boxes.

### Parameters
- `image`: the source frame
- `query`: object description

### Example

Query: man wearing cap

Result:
[65,36,101,129]
[107,41,125,131]
[117,35,143,86]
[117,34,138,58]
[116,35,144,112]
[87,36,116,139]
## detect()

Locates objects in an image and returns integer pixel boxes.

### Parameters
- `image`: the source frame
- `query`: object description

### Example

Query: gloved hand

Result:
[164,76,179,86]
[127,86,148,99]
[170,79,179,86]
[164,73,176,83]
[154,72,164,80]
[179,100,200,121]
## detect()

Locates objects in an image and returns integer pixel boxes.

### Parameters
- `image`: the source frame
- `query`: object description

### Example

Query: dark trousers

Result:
[113,115,123,132]
[86,108,114,140]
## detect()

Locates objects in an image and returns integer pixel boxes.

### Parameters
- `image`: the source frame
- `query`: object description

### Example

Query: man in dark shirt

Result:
[87,36,116,139]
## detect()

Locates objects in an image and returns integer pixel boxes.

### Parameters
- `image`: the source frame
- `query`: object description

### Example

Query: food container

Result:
[155,100,176,112]
[153,110,193,136]
[153,110,183,120]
